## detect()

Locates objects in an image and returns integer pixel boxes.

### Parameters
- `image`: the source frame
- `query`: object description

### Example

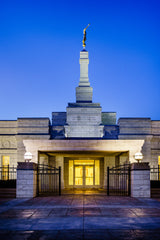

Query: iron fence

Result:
[37,164,61,196]
[150,166,160,188]
[107,164,131,196]
[0,165,17,188]
[150,166,160,181]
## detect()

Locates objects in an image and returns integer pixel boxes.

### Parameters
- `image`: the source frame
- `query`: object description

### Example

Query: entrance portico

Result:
[23,139,145,190]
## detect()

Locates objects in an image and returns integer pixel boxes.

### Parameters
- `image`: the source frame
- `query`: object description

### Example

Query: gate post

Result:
[131,162,150,198]
[7,164,9,180]
[107,166,109,196]
[59,166,61,196]
[128,165,131,196]
[16,162,37,198]
[37,164,39,196]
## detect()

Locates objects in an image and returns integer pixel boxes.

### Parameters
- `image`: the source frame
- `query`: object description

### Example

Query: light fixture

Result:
[134,152,143,163]
[24,152,32,162]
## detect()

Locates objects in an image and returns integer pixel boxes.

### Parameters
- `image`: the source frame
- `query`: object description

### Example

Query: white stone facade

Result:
[65,106,104,137]
[0,48,160,191]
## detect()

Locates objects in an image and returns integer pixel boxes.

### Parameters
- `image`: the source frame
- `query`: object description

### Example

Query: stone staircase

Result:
[151,188,160,198]
[0,188,16,198]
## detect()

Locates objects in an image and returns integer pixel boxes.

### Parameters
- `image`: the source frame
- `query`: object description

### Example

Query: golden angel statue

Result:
[82,24,90,48]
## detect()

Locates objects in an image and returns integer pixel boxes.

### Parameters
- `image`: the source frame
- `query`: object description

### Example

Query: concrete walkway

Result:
[0,195,160,239]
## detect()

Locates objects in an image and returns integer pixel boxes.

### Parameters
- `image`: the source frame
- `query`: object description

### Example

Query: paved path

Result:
[0,195,160,239]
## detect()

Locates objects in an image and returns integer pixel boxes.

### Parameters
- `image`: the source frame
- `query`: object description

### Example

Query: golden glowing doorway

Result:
[85,166,93,185]
[69,160,100,188]
[75,166,83,185]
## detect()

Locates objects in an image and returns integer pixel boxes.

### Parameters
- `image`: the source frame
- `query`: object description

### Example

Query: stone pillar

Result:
[104,156,116,188]
[55,156,64,189]
[131,162,150,198]
[16,162,37,198]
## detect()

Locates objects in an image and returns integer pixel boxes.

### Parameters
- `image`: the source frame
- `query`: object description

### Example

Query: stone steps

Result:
[0,188,16,198]
[151,188,160,198]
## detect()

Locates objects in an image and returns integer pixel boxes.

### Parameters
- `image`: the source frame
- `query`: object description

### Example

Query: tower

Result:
[64,28,104,138]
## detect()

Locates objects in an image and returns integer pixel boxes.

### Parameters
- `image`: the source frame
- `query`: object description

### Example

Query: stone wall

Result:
[0,118,50,167]
[65,106,104,138]
[16,118,50,163]
[0,121,17,166]
[118,118,151,139]
[131,163,150,198]
[151,121,160,135]
[102,112,116,125]
[52,112,66,126]
[103,125,119,139]
[17,118,50,134]
[0,120,17,134]
[66,107,102,126]
[16,162,37,198]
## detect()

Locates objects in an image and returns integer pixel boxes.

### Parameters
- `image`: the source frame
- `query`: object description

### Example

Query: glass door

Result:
[85,166,94,186]
[74,166,83,186]
[68,160,100,188]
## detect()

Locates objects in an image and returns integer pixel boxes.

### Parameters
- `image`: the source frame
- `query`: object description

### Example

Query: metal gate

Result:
[0,165,17,188]
[107,164,131,196]
[37,164,61,196]
[150,166,160,198]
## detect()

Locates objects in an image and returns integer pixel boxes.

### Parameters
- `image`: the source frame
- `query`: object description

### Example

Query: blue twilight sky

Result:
[0,0,160,121]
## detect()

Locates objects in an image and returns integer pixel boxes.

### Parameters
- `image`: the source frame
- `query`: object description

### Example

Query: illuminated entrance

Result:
[69,160,100,187]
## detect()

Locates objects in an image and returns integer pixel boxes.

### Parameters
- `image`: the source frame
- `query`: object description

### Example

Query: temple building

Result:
[0,42,160,190]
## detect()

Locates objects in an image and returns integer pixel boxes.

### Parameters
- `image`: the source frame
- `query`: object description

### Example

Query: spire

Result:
[79,51,90,87]
[75,24,92,102]
[64,26,104,138]
[76,50,93,102]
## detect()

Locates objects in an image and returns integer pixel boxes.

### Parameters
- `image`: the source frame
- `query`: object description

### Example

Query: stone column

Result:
[131,162,150,198]
[55,156,64,189]
[16,162,37,198]
[104,156,116,188]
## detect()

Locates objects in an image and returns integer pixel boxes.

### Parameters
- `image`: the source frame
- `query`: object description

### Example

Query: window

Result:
[2,156,10,180]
